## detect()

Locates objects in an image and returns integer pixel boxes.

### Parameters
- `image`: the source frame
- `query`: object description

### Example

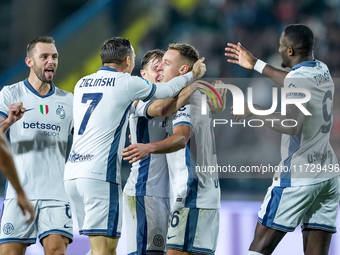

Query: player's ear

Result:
[124,56,130,67]
[25,57,33,68]
[179,64,189,75]
[140,69,147,80]
[287,46,294,56]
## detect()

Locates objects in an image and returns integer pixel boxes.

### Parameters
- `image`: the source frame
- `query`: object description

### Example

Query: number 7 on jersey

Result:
[78,93,103,135]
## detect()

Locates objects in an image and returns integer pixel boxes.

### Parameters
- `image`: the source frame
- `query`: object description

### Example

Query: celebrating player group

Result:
[0,23,338,255]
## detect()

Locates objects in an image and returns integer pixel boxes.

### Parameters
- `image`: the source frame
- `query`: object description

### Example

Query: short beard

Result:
[34,68,53,84]
[281,62,287,68]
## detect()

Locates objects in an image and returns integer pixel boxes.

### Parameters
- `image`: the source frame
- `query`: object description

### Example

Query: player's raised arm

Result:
[225,42,288,87]
[148,57,206,100]
[148,79,214,117]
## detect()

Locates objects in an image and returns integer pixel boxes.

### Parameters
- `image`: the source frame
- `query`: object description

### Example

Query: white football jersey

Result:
[274,60,339,187]
[0,79,73,201]
[166,91,221,209]
[64,67,193,184]
[124,100,170,198]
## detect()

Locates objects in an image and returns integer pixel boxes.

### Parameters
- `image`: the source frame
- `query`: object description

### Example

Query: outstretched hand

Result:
[225,42,257,70]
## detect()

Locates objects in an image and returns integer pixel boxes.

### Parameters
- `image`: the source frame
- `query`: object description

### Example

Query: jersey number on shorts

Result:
[170,210,180,228]
[321,90,332,134]
[78,93,103,135]
[65,204,72,219]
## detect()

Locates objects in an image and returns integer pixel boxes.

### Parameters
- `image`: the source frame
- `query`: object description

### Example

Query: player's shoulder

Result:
[129,75,151,85]
[54,86,74,99]
[0,81,25,98]
[1,80,24,91]
[286,69,306,79]
[287,60,329,79]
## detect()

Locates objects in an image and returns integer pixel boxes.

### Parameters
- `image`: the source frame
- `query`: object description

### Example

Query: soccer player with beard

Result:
[0,36,74,255]
[225,24,339,255]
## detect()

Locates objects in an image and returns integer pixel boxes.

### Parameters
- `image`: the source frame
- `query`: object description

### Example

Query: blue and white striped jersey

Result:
[166,91,221,209]
[275,60,339,187]
[0,79,73,201]
[124,100,170,198]
[64,67,194,184]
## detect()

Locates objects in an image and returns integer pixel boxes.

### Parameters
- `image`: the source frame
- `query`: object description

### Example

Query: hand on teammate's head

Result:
[191,57,206,79]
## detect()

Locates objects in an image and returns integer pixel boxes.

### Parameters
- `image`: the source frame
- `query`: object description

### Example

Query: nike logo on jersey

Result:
[25,108,34,112]
[167,235,176,240]
[64,224,72,229]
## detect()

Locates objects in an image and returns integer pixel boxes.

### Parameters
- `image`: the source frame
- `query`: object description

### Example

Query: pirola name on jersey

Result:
[23,121,61,132]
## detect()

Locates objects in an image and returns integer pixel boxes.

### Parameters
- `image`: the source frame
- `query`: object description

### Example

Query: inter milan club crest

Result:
[153,234,164,247]
[40,105,49,115]
[56,105,66,119]
[3,223,14,235]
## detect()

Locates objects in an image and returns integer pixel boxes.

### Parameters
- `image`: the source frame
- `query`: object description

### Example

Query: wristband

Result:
[254,59,267,74]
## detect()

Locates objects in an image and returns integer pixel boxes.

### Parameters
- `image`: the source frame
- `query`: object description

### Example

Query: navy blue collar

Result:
[24,78,55,98]
[99,66,118,72]
[292,60,317,70]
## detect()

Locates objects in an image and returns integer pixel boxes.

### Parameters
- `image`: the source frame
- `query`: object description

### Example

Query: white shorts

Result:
[0,199,73,245]
[123,194,170,255]
[64,178,122,237]
[258,178,340,233]
[166,207,219,254]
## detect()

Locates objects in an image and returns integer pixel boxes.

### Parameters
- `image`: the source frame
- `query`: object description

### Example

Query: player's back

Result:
[278,60,339,186]
[65,67,134,184]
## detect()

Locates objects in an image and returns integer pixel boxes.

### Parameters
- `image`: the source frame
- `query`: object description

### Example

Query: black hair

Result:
[283,24,314,56]
[141,49,165,69]
[100,37,133,65]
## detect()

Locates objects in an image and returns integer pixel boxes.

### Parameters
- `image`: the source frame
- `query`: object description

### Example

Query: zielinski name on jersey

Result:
[79,77,115,88]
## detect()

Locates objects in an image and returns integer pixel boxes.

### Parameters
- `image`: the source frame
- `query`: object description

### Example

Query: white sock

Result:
[86,251,92,255]
[248,251,263,255]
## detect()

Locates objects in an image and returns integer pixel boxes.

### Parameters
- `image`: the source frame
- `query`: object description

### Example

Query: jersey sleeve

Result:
[0,86,11,119]
[127,72,194,102]
[172,104,194,131]
[127,76,157,102]
[135,100,154,119]
[150,72,194,100]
